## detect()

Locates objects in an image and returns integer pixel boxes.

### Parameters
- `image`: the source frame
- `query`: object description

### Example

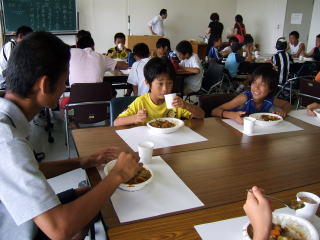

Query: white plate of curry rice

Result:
[147,117,184,134]
[249,112,283,127]
[243,213,319,240]
[104,160,153,192]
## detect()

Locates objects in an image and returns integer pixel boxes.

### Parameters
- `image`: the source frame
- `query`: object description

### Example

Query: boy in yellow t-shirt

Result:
[114,57,205,126]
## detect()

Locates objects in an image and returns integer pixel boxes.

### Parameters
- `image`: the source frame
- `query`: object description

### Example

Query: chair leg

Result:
[64,109,70,158]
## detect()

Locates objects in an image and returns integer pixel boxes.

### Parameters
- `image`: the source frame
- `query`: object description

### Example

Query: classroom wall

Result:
[235,0,287,55]
[307,0,320,52]
[72,0,237,53]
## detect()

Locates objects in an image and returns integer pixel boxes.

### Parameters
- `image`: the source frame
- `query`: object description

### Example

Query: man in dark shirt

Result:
[206,13,224,54]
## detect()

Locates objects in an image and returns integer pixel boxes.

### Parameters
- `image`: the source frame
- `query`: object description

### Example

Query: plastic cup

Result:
[299,55,304,61]
[296,192,320,220]
[254,51,259,58]
[164,93,177,109]
[243,52,247,57]
[138,141,154,164]
[117,43,123,51]
[243,117,256,135]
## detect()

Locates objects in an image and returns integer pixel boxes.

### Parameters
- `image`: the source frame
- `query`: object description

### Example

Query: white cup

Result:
[243,117,256,135]
[164,93,177,109]
[117,43,123,51]
[243,51,247,57]
[296,192,320,220]
[138,141,154,164]
[299,55,304,61]
[254,51,259,58]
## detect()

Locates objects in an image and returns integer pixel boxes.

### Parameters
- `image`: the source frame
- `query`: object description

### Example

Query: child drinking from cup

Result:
[114,57,204,126]
[211,65,291,124]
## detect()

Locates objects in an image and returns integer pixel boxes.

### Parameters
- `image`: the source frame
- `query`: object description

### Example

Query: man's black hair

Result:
[176,40,193,55]
[6,31,70,98]
[16,26,33,37]
[156,38,171,51]
[289,31,299,39]
[229,36,239,44]
[317,34,320,38]
[160,9,167,16]
[210,13,219,22]
[251,65,279,97]
[133,43,150,58]
[235,14,243,24]
[244,34,254,44]
[144,57,175,85]
[212,37,221,44]
[231,42,242,53]
[76,30,91,40]
[114,32,126,42]
[77,36,95,49]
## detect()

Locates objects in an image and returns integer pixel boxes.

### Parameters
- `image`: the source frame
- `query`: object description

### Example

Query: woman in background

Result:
[206,12,224,55]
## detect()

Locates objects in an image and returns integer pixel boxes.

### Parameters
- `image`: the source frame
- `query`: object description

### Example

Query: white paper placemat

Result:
[222,119,303,136]
[120,69,131,75]
[97,156,204,223]
[116,126,207,152]
[195,207,320,240]
[289,110,320,127]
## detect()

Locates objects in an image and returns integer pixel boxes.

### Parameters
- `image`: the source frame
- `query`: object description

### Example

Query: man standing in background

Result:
[148,9,167,36]
[0,26,33,89]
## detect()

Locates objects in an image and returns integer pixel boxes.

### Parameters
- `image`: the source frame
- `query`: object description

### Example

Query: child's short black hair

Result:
[133,43,150,58]
[16,26,33,37]
[76,30,91,40]
[160,9,167,16]
[231,42,242,53]
[156,38,171,51]
[235,14,243,24]
[244,34,254,44]
[77,36,95,49]
[114,32,126,42]
[229,36,239,44]
[289,31,299,39]
[144,57,175,85]
[6,31,70,98]
[317,34,320,38]
[251,65,279,97]
[210,13,219,22]
[276,37,287,51]
[176,40,193,55]
[212,37,221,44]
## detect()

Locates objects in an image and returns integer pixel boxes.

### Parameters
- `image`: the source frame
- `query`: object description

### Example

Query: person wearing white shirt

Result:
[176,40,204,93]
[0,26,32,89]
[288,31,305,58]
[148,9,167,36]
[0,31,139,240]
[127,43,151,96]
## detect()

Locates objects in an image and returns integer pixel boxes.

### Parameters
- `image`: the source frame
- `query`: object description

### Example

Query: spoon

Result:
[246,189,305,210]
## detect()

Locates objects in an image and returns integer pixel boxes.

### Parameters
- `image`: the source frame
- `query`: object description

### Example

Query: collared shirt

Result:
[127,57,151,96]
[179,54,203,92]
[0,97,60,239]
[148,15,164,36]
[0,39,16,89]
[69,48,117,86]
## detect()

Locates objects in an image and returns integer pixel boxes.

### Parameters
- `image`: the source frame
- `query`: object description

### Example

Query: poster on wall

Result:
[290,13,303,25]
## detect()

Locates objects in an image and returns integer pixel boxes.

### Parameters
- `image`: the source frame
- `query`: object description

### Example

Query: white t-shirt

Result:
[289,42,303,55]
[148,15,164,36]
[127,57,151,96]
[69,48,117,86]
[179,54,203,92]
[0,39,16,88]
[0,97,60,239]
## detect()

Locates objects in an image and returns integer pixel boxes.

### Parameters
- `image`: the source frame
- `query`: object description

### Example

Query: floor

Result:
[30,111,107,240]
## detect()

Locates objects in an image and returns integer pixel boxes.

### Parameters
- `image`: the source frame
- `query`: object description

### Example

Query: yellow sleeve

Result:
[181,108,192,120]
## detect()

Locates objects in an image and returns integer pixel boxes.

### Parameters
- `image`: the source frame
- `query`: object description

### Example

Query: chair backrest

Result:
[199,93,236,118]
[69,82,113,124]
[202,62,224,91]
[296,62,317,77]
[298,78,320,107]
[110,96,137,126]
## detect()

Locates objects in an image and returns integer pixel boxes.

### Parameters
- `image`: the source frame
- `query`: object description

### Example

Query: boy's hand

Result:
[110,152,141,183]
[135,109,148,123]
[80,146,119,168]
[307,103,319,116]
[272,110,286,118]
[172,96,186,109]
[232,111,245,124]
[243,186,272,240]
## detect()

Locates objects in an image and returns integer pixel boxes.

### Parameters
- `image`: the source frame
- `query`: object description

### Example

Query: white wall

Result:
[307,0,320,51]
[236,0,287,55]
[73,0,237,53]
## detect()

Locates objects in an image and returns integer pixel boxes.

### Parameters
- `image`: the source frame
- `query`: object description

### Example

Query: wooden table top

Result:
[71,116,320,239]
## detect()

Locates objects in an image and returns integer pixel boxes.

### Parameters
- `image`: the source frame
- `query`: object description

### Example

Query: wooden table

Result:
[72,117,320,239]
